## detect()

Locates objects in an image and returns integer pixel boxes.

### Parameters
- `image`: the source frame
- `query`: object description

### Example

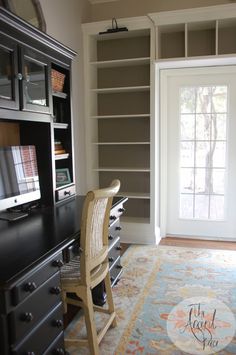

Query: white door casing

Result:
[160,65,236,240]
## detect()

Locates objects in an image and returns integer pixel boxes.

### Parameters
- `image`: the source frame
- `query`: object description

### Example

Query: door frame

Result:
[156,56,236,240]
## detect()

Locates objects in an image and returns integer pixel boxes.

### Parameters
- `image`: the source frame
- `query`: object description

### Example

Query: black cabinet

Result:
[0,250,65,355]
[0,34,51,114]
[0,7,76,206]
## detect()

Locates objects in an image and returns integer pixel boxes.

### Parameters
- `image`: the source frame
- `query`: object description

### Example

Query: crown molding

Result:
[148,3,236,25]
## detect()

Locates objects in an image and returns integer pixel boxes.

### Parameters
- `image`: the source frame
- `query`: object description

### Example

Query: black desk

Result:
[0,195,126,355]
[0,196,84,291]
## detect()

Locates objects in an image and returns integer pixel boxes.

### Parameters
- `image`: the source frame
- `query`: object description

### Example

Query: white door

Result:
[161,66,236,239]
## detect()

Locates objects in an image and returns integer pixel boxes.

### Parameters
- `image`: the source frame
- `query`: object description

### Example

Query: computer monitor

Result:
[0,145,41,219]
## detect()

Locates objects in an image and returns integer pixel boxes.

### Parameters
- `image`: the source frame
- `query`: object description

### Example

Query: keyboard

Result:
[0,211,29,222]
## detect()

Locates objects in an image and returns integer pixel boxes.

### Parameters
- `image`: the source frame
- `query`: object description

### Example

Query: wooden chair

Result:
[60,179,121,355]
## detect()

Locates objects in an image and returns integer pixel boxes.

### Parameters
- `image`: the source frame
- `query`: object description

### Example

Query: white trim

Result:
[157,56,236,239]
[165,234,236,242]
[148,4,236,26]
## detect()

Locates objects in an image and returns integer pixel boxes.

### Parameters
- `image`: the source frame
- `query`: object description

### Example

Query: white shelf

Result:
[91,86,150,94]
[93,142,150,145]
[117,192,150,199]
[91,114,150,119]
[90,57,150,68]
[93,167,150,172]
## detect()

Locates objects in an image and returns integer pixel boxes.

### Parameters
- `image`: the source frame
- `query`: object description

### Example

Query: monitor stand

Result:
[0,211,29,222]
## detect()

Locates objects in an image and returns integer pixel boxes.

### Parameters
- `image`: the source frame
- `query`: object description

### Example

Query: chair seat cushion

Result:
[60,256,81,280]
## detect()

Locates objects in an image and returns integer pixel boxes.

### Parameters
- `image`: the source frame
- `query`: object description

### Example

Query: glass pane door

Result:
[24,58,47,107]
[0,34,19,109]
[162,66,236,239]
[21,48,51,114]
[180,85,227,220]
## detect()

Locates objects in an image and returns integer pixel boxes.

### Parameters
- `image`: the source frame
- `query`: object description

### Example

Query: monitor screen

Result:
[0,145,41,211]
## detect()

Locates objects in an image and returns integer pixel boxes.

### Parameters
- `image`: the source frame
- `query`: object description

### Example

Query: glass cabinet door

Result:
[0,34,19,109]
[21,48,52,114]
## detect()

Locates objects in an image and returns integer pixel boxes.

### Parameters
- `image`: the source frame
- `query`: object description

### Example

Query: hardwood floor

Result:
[122,237,236,251]
[159,236,236,250]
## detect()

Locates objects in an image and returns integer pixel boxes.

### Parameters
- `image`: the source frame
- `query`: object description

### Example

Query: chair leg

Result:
[104,273,117,327]
[83,288,100,355]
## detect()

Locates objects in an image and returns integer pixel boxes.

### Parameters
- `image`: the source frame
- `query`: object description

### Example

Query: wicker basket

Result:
[51,69,65,92]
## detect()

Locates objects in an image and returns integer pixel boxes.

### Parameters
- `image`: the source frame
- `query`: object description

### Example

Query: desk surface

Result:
[0,196,126,289]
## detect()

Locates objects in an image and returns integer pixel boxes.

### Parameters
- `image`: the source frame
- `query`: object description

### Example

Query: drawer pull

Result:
[108,257,114,262]
[53,348,65,355]
[115,226,122,231]
[116,246,122,251]
[108,235,113,240]
[110,277,114,282]
[52,259,64,268]
[50,286,61,295]
[118,207,125,213]
[116,265,123,270]
[24,281,37,293]
[64,190,71,196]
[109,215,116,221]
[21,312,34,322]
[53,319,63,328]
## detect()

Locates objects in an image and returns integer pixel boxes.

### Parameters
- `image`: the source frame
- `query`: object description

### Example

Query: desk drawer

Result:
[110,257,122,287]
[109,202,125,225]
[56,185,76,202]
[10,272,61,345]
[11,303,64,355]
[43,332,64,355]
[108,238,121,268]
[108,219,121,245]
[12,252,63,306]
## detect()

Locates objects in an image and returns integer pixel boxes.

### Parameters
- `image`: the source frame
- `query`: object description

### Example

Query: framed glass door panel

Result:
[0,34,19,109]
[20,47,52,114]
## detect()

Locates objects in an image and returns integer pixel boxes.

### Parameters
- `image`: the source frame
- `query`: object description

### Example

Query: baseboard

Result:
[165,234,236,242]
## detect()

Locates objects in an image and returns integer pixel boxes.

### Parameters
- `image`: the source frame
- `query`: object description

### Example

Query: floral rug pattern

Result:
[66,245,236,354]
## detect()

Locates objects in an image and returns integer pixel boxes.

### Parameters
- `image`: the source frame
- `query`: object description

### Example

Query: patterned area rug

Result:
[66,245,236,354]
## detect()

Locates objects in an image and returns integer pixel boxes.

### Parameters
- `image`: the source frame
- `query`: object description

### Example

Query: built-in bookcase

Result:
[154,6,236,60]
[83,18,156,243]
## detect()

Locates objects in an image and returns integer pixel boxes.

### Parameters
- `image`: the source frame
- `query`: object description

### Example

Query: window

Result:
[179,85,227,220]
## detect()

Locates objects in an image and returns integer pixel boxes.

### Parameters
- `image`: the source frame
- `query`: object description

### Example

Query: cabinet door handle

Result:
[118,207,125,213]
[116,246,122,251]
[108,257,114,262]
[50,286,61,295]
[24,281,37,293]
[115,226,122,231]
[53,319,63,328]
[52,259,64,267]
[21,312,34,322]
[108,235,113,240]
[109,215,116,221]
[17,73,23,80]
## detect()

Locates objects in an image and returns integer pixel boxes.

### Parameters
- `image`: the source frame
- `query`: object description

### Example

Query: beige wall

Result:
[39,0,91,194]
[89,0,232,21]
